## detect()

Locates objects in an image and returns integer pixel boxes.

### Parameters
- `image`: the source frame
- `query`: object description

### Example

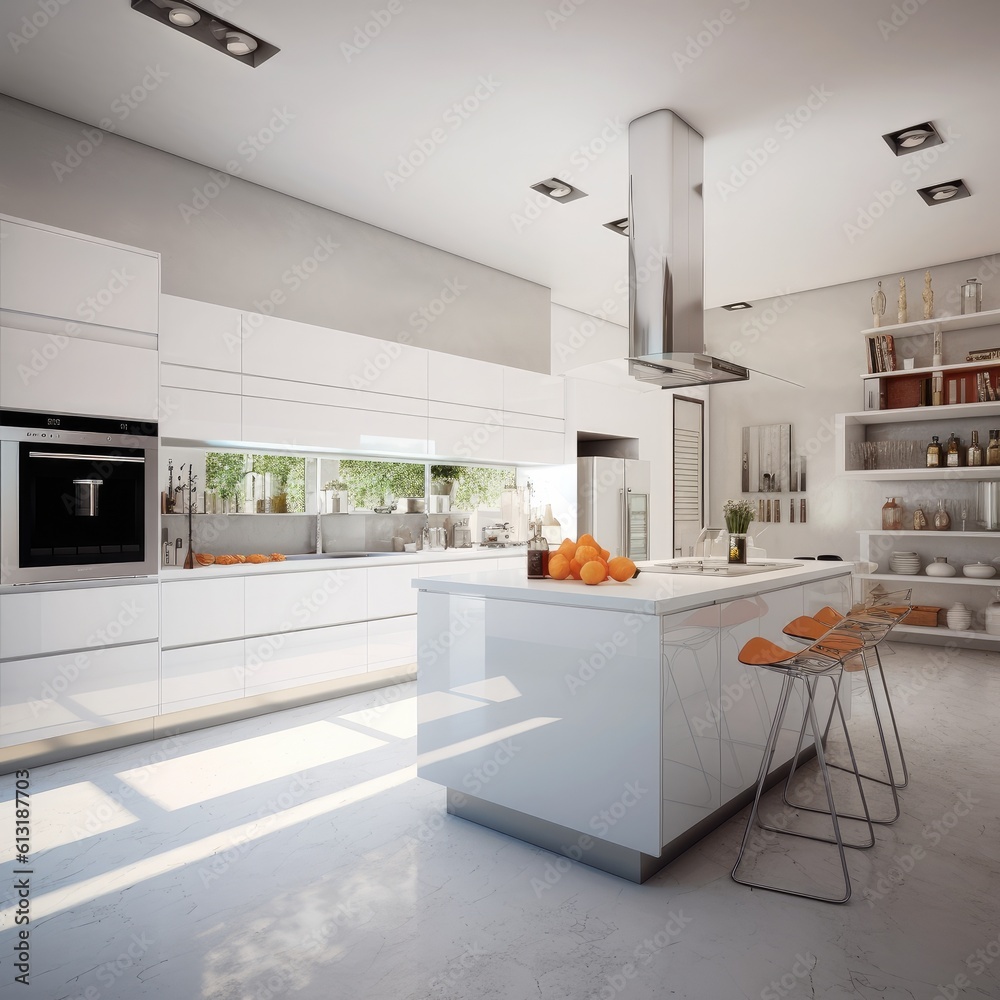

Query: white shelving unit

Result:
[858,529,1000,650]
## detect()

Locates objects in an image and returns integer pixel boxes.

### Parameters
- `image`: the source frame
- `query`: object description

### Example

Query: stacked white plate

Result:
[889,551,921,575]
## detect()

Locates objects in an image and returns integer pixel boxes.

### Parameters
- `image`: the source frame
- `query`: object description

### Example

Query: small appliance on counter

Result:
[481,523,514,547]
[451,519,473,548]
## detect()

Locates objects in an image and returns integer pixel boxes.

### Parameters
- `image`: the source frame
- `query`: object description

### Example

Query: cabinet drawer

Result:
[504,367,565,420]
[244,568,367,635]
[503,424,565,465]
[427,352,503,409]
[427,416,504,462]
[368,564,418,618]
[418,559,499,578]
[161,640,245,714]
[0,583,158,660]
[161,578,245,647]
[0,642,158,747]
[243,623,368,697]
[367,615,417,671]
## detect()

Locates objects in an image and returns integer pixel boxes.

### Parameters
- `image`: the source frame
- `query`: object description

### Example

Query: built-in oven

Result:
[0,410,158,585]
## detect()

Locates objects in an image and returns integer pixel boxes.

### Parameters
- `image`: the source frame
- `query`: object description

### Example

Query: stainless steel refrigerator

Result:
[577,457,650,560]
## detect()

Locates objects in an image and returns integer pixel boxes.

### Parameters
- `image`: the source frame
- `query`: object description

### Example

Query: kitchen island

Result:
[414,560,853,882]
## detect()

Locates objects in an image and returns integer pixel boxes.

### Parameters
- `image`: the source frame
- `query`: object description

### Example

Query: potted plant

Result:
[252,454,296,513]
[723,498,756,565]
[430,464,463,511]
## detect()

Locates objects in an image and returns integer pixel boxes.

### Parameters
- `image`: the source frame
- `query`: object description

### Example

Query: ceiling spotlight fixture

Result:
[225,31,257,55]
[166,4,200,26]
[603,218,629,236]
[882,121,943,156]
[917,179,971,206]
[530,177,587,203]
[721,302,753,311]
[130,0,279,67]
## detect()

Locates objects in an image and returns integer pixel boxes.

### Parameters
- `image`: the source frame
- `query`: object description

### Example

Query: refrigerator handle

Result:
[620,488,627,560]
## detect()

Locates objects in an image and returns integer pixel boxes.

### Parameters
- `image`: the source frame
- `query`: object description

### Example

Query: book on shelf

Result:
[988,372,997,402]
[884,334,897,371]
[873,336,885,372]
[967,347,1000,362]
[866,337,878,374]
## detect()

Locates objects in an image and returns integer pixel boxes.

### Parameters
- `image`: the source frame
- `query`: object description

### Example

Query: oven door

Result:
[1,436,159,584]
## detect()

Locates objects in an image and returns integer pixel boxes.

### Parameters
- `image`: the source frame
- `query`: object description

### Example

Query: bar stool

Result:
[731,630,875,904]
[782,612,900,825]
[809,597,911,789]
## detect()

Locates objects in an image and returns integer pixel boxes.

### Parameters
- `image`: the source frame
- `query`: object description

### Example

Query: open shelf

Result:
[893,623,993,642]
[858,529,1000,538]
[840,400,1000,425]
[840,467,1000,481]
[861,306,1000,341]
[859,572,1000,588]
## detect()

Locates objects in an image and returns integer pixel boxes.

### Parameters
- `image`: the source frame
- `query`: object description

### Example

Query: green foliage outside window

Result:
[338,460,426,510]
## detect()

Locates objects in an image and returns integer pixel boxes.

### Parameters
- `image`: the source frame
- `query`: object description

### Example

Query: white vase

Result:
[946,602,972,631]
[925,557,956,577]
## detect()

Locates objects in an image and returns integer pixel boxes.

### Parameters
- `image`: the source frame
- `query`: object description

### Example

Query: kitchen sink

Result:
[642,561,791,577]
[283,551,400,561]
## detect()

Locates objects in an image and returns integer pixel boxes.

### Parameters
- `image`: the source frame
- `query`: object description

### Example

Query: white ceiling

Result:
[2,0,998,317]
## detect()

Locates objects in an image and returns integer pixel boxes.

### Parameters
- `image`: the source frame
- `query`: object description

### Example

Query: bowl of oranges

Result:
[545,534,639,587]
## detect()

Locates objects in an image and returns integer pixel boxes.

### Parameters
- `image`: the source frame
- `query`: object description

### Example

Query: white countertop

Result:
[412,560,853,615]
[159,546,524,580]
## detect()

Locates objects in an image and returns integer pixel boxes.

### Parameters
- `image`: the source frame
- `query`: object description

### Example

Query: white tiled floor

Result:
[2,641,999,999]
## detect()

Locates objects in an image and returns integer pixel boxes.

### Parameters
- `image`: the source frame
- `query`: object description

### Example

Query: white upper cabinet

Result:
[241,313,427,401]
[427,351,504,410]
[0,325,159,421]
[159,294,242,371]
[0,219,159,335]
[503,367,565,421]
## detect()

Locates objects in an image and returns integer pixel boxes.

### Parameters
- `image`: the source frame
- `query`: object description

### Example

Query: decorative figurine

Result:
[871,280,886,327]
[898,276,907,325]
[922,270,934,319]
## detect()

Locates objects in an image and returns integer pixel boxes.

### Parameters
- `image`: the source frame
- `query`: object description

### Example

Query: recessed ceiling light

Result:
[917,179,971,205]
[130,0,279,67]
[166,4,200,26]
[722,302,753,311]
[530,178,587,203]
[603,218,629,236]
[225,31,257,55]
[882,121,943,156]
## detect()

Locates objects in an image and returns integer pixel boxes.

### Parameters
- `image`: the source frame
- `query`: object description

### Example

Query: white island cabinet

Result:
[414,561,852,882]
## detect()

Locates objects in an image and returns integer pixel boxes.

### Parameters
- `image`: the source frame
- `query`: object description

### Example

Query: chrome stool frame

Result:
[731,634,875,904]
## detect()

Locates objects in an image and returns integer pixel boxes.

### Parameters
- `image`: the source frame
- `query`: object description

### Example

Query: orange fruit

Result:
[580,560,609,585]
[548,553,571,580]
[600,548,611,561]
[577,533,597,549]
[569,558,583,580]
[559,540,579,560]
[575,545,600,565]
[608,557,638,582]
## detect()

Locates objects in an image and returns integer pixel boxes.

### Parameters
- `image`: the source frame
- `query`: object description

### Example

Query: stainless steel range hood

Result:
[627,109,749,388]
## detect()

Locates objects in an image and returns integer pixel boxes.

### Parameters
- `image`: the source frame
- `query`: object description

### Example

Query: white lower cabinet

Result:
[243,624,368,697]
[0,642,159,747]
[368,564,418,618]
[367,616,417,671]
[161,578,245,647]
[244,568,367,634]
[160,640,245,715]
[0,582,158,660]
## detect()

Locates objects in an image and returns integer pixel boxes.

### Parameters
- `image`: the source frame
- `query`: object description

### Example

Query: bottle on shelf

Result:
[968,430,984,467]
[946,432,962,468]
[881,497,902,531]
[926,435,944,468]
[527,520,548,579]
[912,503,927,530]
[987,430,1000,467]
[933,499,951,531]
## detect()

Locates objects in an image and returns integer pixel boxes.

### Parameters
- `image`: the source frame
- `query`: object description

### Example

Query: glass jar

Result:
[728,533,748,565]
[881,497,902,531]
[987,430,1000,467]
[933,499,951,531]
[912,503,928,530]
[968,430,984,467]
[961,277,983,315]
[527,521,548,578]
[926,435,943,468]
[946,432,961,468]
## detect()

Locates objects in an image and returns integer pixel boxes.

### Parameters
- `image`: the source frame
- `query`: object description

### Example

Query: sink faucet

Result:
[316,510,323,554]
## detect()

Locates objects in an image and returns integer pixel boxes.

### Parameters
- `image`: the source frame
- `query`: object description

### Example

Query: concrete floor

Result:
[2,640,998,999]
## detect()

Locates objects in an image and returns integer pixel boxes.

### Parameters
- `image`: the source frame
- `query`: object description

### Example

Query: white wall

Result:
[0,95,550,372]
[704,253,1000,560]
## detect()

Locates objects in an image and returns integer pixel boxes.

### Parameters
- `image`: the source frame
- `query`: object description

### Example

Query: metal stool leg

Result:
[872,645,909,788]
[733,671,855,904]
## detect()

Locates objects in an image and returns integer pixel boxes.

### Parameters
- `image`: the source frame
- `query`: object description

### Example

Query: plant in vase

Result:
[723,498,756,564]
[322,480,350,513]
[251,454,298,513]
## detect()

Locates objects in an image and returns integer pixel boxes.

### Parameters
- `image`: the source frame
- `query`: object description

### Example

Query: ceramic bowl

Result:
[926,560,957,577]
[963,563,997,579]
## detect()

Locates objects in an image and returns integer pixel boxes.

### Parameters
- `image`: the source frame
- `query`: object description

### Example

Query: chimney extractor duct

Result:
[627,110,749,388]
